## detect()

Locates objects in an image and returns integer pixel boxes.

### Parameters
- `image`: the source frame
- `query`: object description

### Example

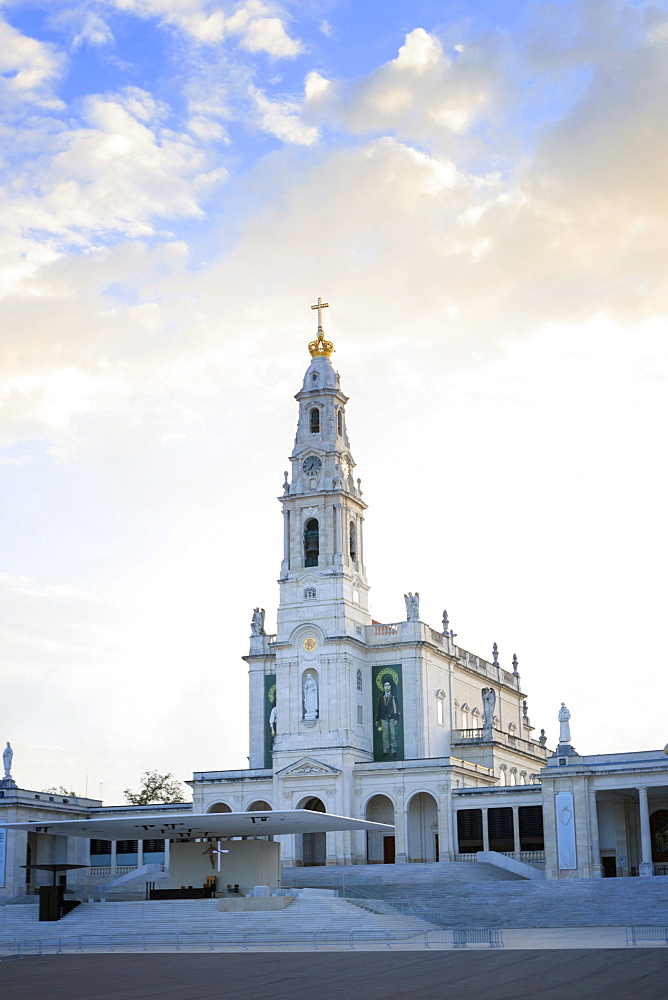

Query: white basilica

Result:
[186,309,617,873]
[2,306,667,899]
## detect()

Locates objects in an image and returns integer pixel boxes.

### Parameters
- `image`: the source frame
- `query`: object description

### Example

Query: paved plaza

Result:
[2,950,668,1000]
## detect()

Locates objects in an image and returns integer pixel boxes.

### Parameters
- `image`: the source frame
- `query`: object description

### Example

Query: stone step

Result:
[0,897,440,944]
[280,864,668,928]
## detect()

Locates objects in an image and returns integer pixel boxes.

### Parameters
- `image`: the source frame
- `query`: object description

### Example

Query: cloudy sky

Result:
[1,0,666,804]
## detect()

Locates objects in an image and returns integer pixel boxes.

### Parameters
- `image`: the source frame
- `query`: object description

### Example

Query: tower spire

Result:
[309,296,334,357]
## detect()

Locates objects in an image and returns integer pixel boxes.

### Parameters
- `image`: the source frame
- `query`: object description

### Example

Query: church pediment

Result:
[275,757,341,778]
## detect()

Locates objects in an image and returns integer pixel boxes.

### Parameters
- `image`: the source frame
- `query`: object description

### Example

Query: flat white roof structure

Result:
[3,808,394,841]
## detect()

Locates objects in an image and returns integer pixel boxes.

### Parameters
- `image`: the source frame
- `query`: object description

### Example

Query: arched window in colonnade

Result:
[207,802,233,813]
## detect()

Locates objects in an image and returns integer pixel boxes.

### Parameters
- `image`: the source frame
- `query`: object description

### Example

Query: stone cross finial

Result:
[311,296,329,332]
[492,642,499,667]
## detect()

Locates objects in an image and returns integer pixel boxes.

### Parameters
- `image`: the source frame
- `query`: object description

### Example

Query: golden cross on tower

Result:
[308,296,335,357]
[311,296,329,332]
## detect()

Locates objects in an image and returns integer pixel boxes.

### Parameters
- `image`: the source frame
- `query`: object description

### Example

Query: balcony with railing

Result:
[451,727,548,761]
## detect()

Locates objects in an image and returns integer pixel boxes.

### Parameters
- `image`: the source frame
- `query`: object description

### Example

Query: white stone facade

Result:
[190,337,556,867]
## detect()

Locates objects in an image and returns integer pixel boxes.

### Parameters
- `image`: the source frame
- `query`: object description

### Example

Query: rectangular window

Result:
[90,840,112,856]
[143,839,166,853]
[357,705,364,725]
[437,699,444,727]
[457,809,483,853]
[518,806,544,851]
[488,807,514,852]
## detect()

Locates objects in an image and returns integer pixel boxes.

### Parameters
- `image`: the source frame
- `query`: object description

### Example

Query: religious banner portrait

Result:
[372,664,404,762]
[264,675,277,769]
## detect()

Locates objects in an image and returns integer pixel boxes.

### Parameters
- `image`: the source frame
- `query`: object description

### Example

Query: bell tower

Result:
[276,299,371,642]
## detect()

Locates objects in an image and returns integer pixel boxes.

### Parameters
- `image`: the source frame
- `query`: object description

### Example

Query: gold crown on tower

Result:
[308,297,334,357]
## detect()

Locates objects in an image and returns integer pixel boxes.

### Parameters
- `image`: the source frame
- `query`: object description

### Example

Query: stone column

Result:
[137,839,144,868]
[512,805,521,855]
[588,787,603,878]
[394,789,407,863]
[437,784,454,862]
[481,808,490,853]
[163,838,170,873]
[638,787,654,877]
[110,840,117,875]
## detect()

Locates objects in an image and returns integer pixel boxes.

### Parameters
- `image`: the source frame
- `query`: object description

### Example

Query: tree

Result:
[123,770,186,805]
[42,785,77,796]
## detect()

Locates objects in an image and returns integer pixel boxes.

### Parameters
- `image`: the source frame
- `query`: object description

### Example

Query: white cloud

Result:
[304,27,505,143]
[0,16,65,107]
[250,84,318,144]
[0,88,227,251]
[111,0,302,55]
[228,0,303,58]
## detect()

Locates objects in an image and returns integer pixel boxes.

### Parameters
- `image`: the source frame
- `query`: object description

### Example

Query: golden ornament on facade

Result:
[303,637,317,651]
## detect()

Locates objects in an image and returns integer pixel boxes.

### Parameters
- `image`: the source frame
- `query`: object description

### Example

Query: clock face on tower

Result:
[302,455,322,476]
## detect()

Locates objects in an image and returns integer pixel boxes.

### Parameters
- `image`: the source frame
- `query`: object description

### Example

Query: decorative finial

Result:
[442,610,449,635]
[492,642,499,667]
[512,653,519,676]
[308,297,334,357]
[283,471,289,494]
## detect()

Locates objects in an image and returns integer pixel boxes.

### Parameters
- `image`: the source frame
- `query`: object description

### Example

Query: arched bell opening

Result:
[304,519,319,567]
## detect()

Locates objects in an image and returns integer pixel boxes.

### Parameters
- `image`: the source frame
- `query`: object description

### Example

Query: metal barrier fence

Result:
[0,928,504,955]
[626,926,668,946]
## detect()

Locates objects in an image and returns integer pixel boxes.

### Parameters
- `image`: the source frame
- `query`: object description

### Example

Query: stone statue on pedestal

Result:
[250,608,266,635]
[404,592,419,621]
[558,703,571,744]
[3,742,12,779]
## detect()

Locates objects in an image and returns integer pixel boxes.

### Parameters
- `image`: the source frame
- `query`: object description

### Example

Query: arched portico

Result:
[365,794,395,864]
[295,795,326,866]
[407,792,439,862]
[206,802,232,813]
[247,800,272,811]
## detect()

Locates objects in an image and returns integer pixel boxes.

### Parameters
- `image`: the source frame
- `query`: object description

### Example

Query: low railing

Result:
[454,852,544,863]
[0,928,505,954]
[373,624,399,636]
[452,728,546,758]
[626,926,668,945]
[87,866,138,877]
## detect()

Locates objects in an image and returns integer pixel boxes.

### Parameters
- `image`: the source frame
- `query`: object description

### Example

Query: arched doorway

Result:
[297,796,326,867]
[207,802,232,813]
[247,800,272,811]
[365,794,395,864]
[407,792,439,863]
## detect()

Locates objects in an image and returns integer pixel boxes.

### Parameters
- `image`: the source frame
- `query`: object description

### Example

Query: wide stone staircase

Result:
[0,896,440,951]
[281,862,668,928]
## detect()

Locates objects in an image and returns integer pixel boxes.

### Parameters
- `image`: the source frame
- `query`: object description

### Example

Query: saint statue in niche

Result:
[303,672,319,721]
[482,688,496,728]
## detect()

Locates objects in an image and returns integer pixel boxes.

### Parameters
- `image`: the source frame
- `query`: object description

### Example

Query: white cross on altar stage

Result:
[211,841,228,871]
[311,297,329,330]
